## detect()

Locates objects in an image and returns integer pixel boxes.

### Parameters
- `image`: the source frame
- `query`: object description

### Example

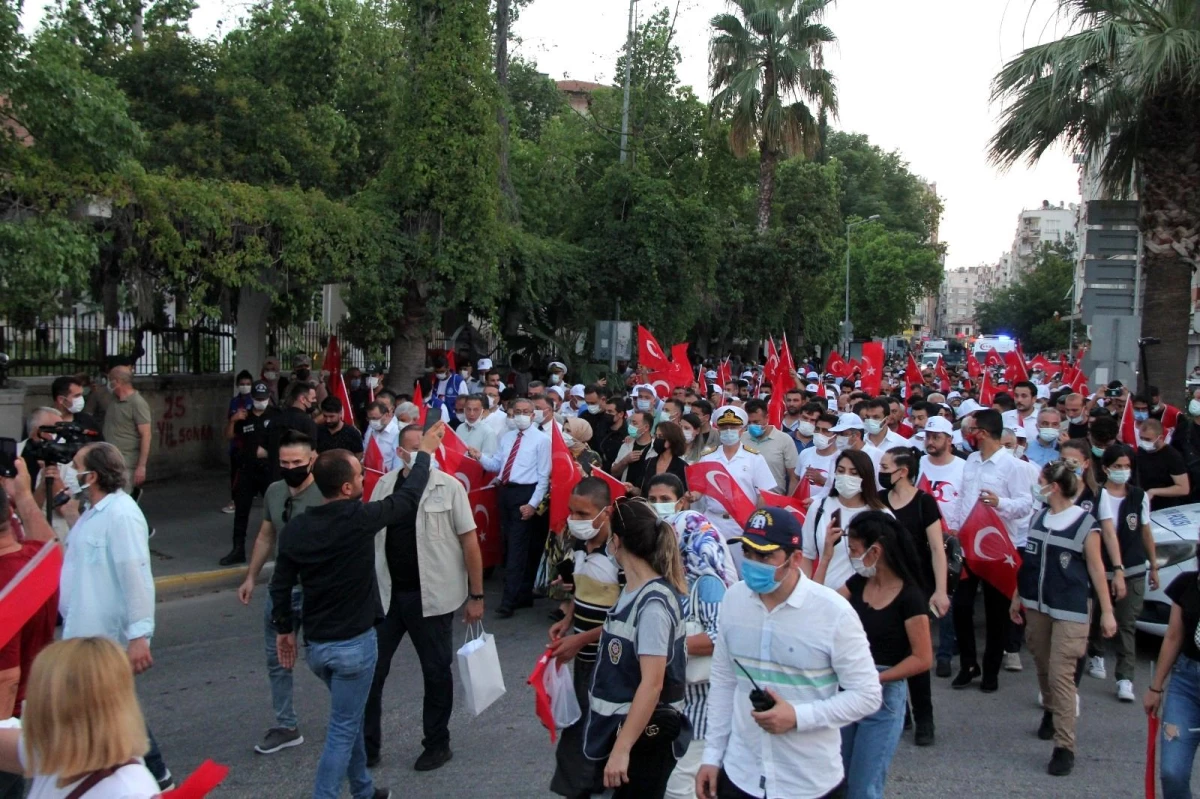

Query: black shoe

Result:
[494,606,514,619]
[1038,710,1055,741]
[903,712,912,731]
[366,753,380,768]
[914,721,935,746]
[219,548,246,566]
[951,665,980,689]
[980,674,999,693]
[935,659,952,678]
[372,789,392,799]
[413,746,452,772]
[1047,746,1075,776]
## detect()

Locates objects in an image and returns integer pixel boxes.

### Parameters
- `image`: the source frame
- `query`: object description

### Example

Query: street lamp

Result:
[843,215,880,355]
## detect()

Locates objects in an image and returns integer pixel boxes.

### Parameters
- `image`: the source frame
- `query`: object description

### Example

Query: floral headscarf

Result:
[668,509,734,588]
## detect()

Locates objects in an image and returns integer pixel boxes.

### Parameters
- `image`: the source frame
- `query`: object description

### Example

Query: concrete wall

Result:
[14,374,233,482]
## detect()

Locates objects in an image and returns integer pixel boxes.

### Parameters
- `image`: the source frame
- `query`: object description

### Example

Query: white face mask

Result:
[567,513,602,540]
[237,385,251,396]
[587,403,602,415]
[367,376,379,389]
[513,414,532,431]
[69,396,86,413]
[549,374,562,385]
[651,502,677,520]
[813,433,833,450]
[1037,427,1058,444]
[1190,399,1200,417]
[850,549,877,578]
[797,421,816,438]
[835,474,863,497]
[864,419,885,435]
[61,465,82,497]
[1139,439,1158,452]
[636,398,653,412]
[835,435,851,450]
[264,370,279,381]
[369,418,384,432]
[683,429,695,443]
[1108,468,1131,485]
[253,399,269,412]
[562,433,575,448]
[719,429,741,446]
[1014,445,1026,460]
[1032,484,1049,503]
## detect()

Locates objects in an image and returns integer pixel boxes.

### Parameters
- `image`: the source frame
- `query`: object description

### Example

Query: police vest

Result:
[582,577,691,761]
[1018,508,1097,623]
[1103,486,1149,578]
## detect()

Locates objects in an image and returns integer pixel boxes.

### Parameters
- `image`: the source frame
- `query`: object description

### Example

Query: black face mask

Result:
[653,439,667,455]
[280,465,310,488]
[878,471,895,492]
[295,369,311,382]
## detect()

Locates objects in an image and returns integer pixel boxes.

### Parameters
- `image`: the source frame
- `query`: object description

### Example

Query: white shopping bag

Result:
[544,656,581,731]
[456,622,506,716]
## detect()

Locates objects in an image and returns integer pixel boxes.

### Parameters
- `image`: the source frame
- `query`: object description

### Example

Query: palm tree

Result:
[989,0,1199,404]
[709,0,837,233]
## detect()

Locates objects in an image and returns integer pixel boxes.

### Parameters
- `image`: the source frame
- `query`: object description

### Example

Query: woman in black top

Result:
[629,421,689,497]
[1146,570,1200,797]
[837,511,932,796]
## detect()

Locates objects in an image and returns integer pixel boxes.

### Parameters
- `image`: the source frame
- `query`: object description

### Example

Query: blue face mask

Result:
[741,559,782,594]
[1134,411,1149,422]
[747,423,766,439]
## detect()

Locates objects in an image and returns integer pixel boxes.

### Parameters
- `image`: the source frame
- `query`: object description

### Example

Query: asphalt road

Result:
[140,581,1199,799]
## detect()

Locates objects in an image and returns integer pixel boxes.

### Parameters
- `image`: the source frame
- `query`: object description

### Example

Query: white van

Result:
[972,335,1018,357]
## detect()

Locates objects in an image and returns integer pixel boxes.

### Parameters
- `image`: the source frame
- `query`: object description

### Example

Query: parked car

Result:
[1138,503,1200,636]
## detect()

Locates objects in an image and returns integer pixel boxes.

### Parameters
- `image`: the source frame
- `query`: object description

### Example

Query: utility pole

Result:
[619,0,636,164]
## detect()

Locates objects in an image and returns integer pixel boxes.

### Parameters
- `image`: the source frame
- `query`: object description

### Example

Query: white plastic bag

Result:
[544,656,581,731]
[456,622,506,716]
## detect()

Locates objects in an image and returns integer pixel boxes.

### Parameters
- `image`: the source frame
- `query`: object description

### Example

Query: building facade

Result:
[938,264,998,338]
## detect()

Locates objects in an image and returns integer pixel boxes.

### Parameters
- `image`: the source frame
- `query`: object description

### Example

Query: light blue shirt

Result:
[61,491,155,646]
[1025,437,1060,467]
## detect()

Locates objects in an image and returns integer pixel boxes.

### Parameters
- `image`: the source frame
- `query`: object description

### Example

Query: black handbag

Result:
[945,535,964,595]
[628,704,684,752]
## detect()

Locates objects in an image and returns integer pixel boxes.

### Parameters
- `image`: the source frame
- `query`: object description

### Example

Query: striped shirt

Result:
[703,577,882,799]
[681,574,726,740]
[571,539,622,663]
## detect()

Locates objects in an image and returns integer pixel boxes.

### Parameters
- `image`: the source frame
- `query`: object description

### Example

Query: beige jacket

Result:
[370,467,475,617]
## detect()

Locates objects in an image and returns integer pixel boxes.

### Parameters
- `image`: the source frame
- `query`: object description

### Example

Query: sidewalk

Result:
[140,470,269,597]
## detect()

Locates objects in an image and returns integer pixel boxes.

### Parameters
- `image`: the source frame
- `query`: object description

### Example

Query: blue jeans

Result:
[841,674,907,799]
[937,606,957,662]
[306,628,378,799]
[1161,655,1200,799]
[264,587,305,729]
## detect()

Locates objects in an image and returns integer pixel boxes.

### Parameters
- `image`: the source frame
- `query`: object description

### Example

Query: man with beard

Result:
[317,396,364,456]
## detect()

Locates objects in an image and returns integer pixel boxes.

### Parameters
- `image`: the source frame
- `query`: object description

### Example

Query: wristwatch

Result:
[1113,565,1125,572]
[468,593,486,601]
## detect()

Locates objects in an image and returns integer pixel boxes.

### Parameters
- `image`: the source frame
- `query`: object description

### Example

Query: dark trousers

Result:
[608,744,677,799]
[231,461,272,549]
[364,590,454,759]
[717,769,846,799]
[0,771,24,799]
[952,573,1010,680]
[908,670,933,726]
[499,483,537,610]
[527,510,550,596]
[145,723,168,782]
[550,659,600,797]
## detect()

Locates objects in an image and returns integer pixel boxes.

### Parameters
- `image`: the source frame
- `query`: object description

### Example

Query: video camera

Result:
[22,422,96,465]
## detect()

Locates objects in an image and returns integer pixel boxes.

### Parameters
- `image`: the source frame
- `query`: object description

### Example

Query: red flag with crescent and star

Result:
[549,422,582,533]
[984,348,1004,369]
[362,436,385,503]
[590,466,629,506]
[1120,390,1139,447]
[904,353,924,397]
[412,381,428,426]
[778,336,797,393]
[1004,350,1029,384]
[716,358,732,390]
[979,371,996,407]
[859,341,885,396]
[824,350,846,379]
[760,489,807,525]
[685,462,757,528]
[468,485,502,568]
[697,366,708,396]
[436,425,496,493]
[935,358,951,393]
[965,350,983,378]
[638,325,671,372]
[958,499,1021,597]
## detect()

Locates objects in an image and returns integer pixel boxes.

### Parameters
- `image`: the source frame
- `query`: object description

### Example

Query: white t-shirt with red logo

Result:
[918,456,966,531]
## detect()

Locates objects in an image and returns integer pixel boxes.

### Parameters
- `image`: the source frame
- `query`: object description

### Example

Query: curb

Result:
[155,561,275,601]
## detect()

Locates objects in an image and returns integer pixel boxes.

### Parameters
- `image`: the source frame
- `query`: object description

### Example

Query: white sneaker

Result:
[1002,652,1023,672]
[1117,680,1135,702]
[1087,656,1106,679]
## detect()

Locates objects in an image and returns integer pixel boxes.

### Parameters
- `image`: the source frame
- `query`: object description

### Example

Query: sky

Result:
[23,0,1083,269]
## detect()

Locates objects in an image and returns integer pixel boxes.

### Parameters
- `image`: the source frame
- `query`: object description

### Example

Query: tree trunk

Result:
[756,146,777,234]
[388,311,428,395]
[1138,95,1199,407]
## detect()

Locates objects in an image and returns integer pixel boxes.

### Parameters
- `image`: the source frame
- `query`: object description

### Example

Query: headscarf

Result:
[563,416,593,446]
[668,509,734,588]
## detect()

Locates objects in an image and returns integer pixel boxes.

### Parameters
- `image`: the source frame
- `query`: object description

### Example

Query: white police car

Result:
[1138,503,1200,636]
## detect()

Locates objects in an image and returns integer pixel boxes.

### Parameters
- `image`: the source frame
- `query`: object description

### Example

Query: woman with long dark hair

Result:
[629,421,689,498]
[838,511,933,798]
[582,498,691,798]
[802,449,891,590]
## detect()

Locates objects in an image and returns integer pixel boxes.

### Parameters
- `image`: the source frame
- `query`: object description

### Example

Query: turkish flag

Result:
[436,426,496,493]
[321,335,342,380]
[1146,714,1159,799]
[984,348,1004,369]
[647,371,676,399]
[528,647,563,743]
[979,371,996,406]
[0,539,61,650]
[859,341,885,396]
[590,466,629,506]
[898,420,914,439]
[697,366,708,397]
[778,336,797,393]
[1120,391,1138,447]
[468,485,502,568]
[686,462,757,528]
[329,372,356,428]
[1030,354,1053,375]
[1068,368,1089,397]
[550,422,582,533]
[761,489,807,525]
[717,359,732,389]
[935,358,951,393]
[825,350,846,379]
[965,350,983,378]
[1004,350,1029,384]
[363,436,385,502]
[1163,405,1182,442]
[845,358,861,378]
[905,353,924,396]
[638,325,671,372]
[959,499,1021,598]
[669,342,692,388]
[1059,353,1070,378]
[412,382,428,426]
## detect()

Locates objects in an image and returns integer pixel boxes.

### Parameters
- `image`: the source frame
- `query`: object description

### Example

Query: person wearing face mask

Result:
[1063,392,1090,440]
[646,475,735,799]
[599,398,632,473]
[1026,407,1063,467]
[220,370,259,513]
[831,412,885,487]
[684,406,778,544]
[698,507,881,799]
[533,394,557,434]
[630,421,690,498]
[1170,386,1200,504]
[221,383,280,565]
[742,399,797,496]
[261,356,283,403]
[1135,418,1190,511]
[456,394,498,458]
[561,417,601,476]
[679,413,706,464]
[344,367,370,429]
[363,400,401,473]
[837,511,933,795]
[781,394,816,453]
[612,410,656,489]
[267,382,320,481]
[1011,460,1116,777]
[805,449,892,591]
[950,409,1034,694]
[914,419,963,683]
[365,423,485,772]
[547,361,568,388]
[316,396,364,456]
[427,355,467,424]
[578,385,612,447]
[548,478,620,798]
[633,384,661,419]
[235,430,321,755]
[473,398,552,618]
[50,374,101,439]
[863,399,907,453]
[793,411,841,500]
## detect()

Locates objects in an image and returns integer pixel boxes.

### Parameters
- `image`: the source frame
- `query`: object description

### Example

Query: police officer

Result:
[1011,459,1116,778]
[223,382,279,565]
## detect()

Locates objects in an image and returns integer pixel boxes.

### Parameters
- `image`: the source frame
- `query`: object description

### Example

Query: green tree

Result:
[974,243,1074,354]
[988,0,1200,404]
[845,222,944,339]
[708,0,836,233]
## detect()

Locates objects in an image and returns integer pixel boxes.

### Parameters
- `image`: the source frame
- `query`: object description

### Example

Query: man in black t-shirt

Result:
[224,382,281,565]
[316,396,364,456]
[266,382,320,479]
[1136,418,1190,511]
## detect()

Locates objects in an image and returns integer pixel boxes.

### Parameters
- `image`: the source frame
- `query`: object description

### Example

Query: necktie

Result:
[500,431,524,483]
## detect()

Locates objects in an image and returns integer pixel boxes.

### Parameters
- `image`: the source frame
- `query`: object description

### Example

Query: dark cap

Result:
[251,382,270,399]
[730,508,803,554]
[366,362,382,374]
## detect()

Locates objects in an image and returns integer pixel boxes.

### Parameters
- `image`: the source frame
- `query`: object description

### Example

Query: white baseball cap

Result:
[705,370,718,380]
[956,398,983,418]
[477,358,493,371]
[569,384,586,398]
[806,371,819,380]
[924,416,954,435]
[806,383,820,393]
[830,413,865,433]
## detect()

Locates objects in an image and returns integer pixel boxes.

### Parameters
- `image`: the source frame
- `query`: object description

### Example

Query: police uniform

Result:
[697,406,778,541]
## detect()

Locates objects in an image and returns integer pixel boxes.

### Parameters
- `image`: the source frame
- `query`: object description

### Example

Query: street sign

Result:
[593,321,632,361]
[1084,228,1139,259]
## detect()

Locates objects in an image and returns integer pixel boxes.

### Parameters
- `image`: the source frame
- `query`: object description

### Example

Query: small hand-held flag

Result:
[685,462,756,527]
[1120,391,1139,447]
[958,500,1021,598]
[761,489,807,525]
[859,342,885,396]
[412,381,428,426]
[363,437,385,502]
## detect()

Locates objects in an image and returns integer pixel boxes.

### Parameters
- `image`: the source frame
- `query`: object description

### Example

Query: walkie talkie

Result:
[733,658,777,712]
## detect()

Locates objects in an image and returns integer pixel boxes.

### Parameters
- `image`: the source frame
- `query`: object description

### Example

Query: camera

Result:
[22,422,96,465]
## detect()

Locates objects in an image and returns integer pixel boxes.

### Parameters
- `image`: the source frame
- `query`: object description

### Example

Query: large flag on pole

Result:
[549,422,582,533]
[638,325,671,372]
[859,341,885,396]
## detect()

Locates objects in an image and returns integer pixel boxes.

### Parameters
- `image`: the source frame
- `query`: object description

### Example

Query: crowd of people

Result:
[4,348,1200,798]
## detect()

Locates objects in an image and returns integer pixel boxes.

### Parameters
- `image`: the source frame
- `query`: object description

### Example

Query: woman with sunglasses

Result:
[583,498,690,798]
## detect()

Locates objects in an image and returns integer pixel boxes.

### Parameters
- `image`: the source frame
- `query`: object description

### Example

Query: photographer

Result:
[50,374,101,439]
[17,407,62,487]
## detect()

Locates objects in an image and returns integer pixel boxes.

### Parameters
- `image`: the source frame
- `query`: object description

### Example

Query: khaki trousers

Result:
[1025,608,1089,751]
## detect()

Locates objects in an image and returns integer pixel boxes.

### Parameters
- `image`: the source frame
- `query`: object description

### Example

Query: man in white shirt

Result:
[364,401,401,472]
[456,394,497,457]
[950,408,1033,693]
[685,406,778,542]
[699,508,881,799]
[471,398,550,617]
[919,415,967,678]
[863,398,908,452]
[794,412,839,499]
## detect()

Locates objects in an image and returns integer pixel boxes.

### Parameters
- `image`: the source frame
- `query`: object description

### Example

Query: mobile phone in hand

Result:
[0,438,17,478]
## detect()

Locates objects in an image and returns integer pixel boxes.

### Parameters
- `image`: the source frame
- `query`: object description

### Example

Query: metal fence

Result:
[0,312,236,377]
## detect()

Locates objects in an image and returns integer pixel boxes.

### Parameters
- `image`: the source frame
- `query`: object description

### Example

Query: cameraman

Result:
[17,408,62,488]
[50,375,101,439]
[20,408,85,538]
